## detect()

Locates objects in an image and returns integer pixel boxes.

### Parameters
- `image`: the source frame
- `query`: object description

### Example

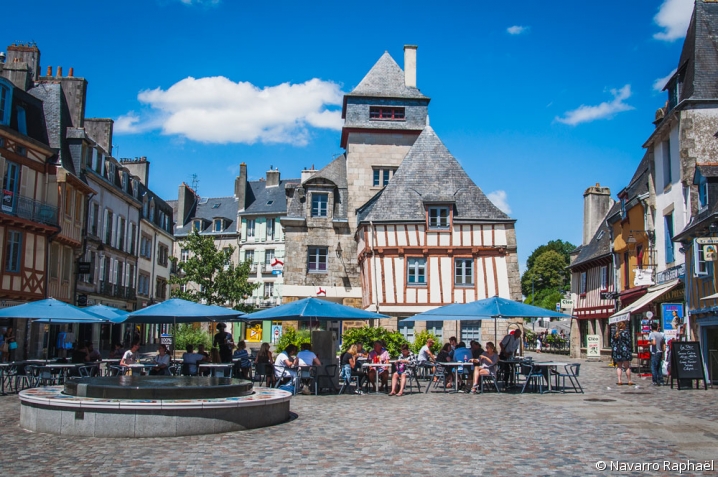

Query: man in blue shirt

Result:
[452,342,473,390]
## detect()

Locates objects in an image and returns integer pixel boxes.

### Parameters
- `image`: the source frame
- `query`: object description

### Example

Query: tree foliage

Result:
[275,327,311,353]
[411,330,442,355]
[340,326,409,358]
[520,239,575,311]
[171,324,211,351]
[169,230,259,311]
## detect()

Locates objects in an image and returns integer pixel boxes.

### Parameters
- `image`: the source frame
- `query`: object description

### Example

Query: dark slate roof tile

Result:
[677,1,718,100]
[174,196,238,236]
[241,178,299,215]
[347,52,428,100]
[358,126,512,223]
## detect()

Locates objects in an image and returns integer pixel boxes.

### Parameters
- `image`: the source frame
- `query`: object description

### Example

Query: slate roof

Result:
[28,82,76,174]
[357,126,512,224]
[170,196,239,236]
[673,1,718,101]
[241,178,299,216]
[568,201,619,269]
[346,52,428,100]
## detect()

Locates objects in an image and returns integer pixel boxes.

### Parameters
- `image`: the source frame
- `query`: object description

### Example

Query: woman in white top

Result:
[150,344,171,375]
[470,342,499,394]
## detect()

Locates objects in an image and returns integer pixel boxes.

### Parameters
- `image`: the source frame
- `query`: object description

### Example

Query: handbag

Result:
[1,342,7,353]
[9,341,17,350]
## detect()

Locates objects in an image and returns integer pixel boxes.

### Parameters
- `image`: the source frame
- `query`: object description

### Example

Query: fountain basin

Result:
[19,377,291,438]
[64,376,254,400]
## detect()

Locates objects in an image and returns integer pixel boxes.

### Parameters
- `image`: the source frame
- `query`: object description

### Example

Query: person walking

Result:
[648,322,665,385]
[611,321,634,386]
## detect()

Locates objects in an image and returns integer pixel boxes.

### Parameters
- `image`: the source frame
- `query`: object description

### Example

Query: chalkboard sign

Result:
[670,341,707,390]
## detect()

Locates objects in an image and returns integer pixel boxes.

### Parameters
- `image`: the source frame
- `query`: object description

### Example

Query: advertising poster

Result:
[586,334,600,357]
[662,303,683,331]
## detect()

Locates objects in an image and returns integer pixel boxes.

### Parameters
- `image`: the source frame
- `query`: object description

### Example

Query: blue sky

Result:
[3,0,694,271]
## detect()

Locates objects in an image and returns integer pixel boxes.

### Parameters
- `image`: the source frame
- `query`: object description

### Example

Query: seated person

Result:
[471,342,499,394]
[366,340,390,392]
[297,343,322,367]
[181,344,207,376]
[389,344,416,396]
[417,338,436,363]
[120,341,141,373]
[470,340,484,360]
[233,340,252,379]
[452,342,473,388]
[150,344,171,376]
[86,342,102,362]
[71,342,89,363]
[274,344,299,383]
[435,343,454,389]
[109,342,124,359]
[197,344,210,360]
[340,345,361,393]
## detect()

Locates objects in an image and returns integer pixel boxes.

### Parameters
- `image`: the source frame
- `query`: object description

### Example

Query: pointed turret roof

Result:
[346,52,428,100]
[357,127,511,223]
[672,0,718,100]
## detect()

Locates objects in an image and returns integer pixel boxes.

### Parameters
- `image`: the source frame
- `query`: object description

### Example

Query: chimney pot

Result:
[46,66,52,76]
[56,66,62,77]
[404,45,417,88]
[68,67,74,77]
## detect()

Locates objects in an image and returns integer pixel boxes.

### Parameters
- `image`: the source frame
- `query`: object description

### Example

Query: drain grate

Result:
[584,398,617,402]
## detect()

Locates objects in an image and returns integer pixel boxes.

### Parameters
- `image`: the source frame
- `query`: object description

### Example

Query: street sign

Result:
[560,299,573,309]
[587,335,600,357]
[696,237,718,245]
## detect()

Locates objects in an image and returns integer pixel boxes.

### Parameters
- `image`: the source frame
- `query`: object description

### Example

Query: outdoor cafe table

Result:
[361,361,393,393]
[124,363,156,376]
[44,363,86,383]
[438,362,475,392]
[198,363,234,377]
[531,362,569,393]
[498,358,524,389]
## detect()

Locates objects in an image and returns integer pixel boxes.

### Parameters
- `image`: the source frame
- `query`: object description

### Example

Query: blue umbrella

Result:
[123,298,245,325]
[244,297,389,321]
[0,298,106,361]
[406,295,570,343]
[0,298,106,323]
[83,304,130,323]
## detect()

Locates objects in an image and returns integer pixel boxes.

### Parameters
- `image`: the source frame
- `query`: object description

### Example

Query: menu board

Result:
[670,341,707,390]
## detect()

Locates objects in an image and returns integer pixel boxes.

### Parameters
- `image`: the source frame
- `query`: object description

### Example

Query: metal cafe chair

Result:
[555,363,583,393]
[297,365,318,395]
[403,364,423,394]
[316,364,338,394]
[254,362,274,387]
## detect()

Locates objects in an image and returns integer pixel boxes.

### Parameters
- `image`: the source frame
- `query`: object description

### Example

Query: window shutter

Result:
[111,215,117,248]
[88,203,94,234]
[664,215,674,264]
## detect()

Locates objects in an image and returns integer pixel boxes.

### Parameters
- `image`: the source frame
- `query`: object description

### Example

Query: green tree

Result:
[520,239,575,312]
[170,230,259,311]
[340,326,409,358]
[275,327,311,352]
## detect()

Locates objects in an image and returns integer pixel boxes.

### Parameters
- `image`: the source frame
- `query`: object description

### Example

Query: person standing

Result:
[648,322,665,386]
[213,323,234,363]
[499,329,522,360]
[611,322,634,386]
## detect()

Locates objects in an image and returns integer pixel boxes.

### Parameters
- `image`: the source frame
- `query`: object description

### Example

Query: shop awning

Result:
[701,292,718,300]
[608,279,680,324]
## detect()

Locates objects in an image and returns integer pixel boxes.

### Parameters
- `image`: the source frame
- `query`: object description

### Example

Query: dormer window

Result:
[214,219,223,232]
[428,206,450,230]
[193,219,203,232]
[16,106,27,135]
[0,82,11,125]
[369,107,405,120]
[121,172,128,192]
[620,197,627,219]
[311,193,328,217]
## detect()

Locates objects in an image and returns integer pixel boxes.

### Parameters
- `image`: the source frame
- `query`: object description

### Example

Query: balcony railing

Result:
[2,195,58,226]
[99,281,136,300]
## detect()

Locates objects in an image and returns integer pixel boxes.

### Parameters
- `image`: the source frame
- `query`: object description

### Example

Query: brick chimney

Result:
[235,163,248,211]
[1,43,40,90]
[266,166,280,187]
[38,65,88,128]
[121,157,150,187]
[404,45,417,88]
[583,183,612,246]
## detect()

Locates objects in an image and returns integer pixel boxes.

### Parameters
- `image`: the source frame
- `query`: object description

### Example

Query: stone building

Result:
[283,45,521,341]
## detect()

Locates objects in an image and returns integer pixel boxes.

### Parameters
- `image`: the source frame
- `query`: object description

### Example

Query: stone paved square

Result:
[1,354,716,476]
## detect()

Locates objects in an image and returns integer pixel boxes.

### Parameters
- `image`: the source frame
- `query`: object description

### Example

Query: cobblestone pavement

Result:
[1,353,717,477]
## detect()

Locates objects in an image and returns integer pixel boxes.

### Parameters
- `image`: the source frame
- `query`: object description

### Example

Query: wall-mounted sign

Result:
[696,237,718,245]
[586,334,600,357]
[704,244,718,261]
[271,258,284,271]
[633,267,655,287]
[316,287,327,296]
[609,313,630,324]
[560,299,574,309]
[77,262,91,274]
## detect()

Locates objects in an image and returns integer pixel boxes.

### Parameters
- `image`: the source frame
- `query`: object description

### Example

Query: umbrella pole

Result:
[45,318,51,365]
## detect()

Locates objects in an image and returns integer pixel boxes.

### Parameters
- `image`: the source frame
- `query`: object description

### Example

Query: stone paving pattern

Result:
[1,353,717,476]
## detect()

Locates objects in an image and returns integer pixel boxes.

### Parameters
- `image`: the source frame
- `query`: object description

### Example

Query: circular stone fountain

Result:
[19,376,291,438]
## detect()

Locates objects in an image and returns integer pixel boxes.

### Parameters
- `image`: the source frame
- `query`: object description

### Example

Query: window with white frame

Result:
[311,193,328,217]
[426,321,443,341]
[308,247,328,273]
[117,216,126,251]
[407,257,426,284]
[264,282,274,298]
[579,271,587,295]
[246,219,255,238]
[5,230,22,273]
[265,249,275,269]
[158,243,169,267]
[104,210,113,245]
[181,249,189,262]
[138,273,150,296]
[373,168,396,187]
[454,258,473,285]
[695,239,710,276]
[600,265,608,290]
[193,219,202,232]
[266,218,275,240]
[214,219,222,232]
[245,250,255,271]
[460,321,482,343]
[140,235,152,259]
[428,206,450,229]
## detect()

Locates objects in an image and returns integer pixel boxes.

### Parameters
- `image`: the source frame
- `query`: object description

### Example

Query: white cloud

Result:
[116,76,344,145]
[487,190,512,214]
[653,68,677,92]
[654,0,693,41]
[555,85,634,126]
[507,25,528,35]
